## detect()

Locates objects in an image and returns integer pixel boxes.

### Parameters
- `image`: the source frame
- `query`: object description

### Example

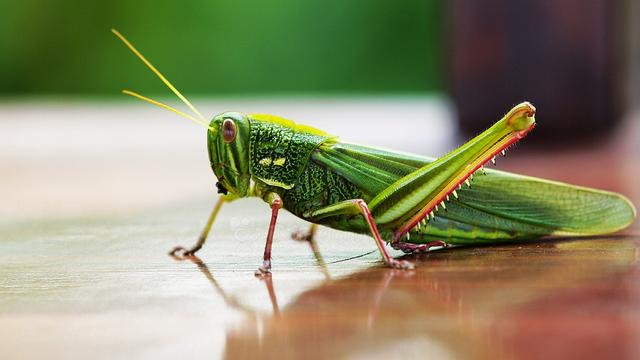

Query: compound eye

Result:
[222,119,237,143]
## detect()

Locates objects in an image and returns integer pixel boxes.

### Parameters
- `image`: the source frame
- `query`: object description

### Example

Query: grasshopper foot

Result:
[254,260,272,277]
[168,245,201,258]
[389,259,414,270]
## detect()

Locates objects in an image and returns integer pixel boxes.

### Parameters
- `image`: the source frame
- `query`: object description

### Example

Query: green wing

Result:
[312,142,636,244]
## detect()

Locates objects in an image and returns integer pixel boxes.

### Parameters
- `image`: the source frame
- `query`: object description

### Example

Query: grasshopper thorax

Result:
[208,112,251,197]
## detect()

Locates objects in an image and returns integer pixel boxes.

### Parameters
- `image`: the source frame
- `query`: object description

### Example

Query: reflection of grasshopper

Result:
[114,30,636,274]
[212,239,637,360]
[171,231,331,316]
[174,254,280,316]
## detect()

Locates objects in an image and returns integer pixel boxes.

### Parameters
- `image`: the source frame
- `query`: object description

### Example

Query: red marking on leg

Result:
[263,197,281,263]
[392,240,448,254]
[426,240,448,249]
[353,199,393,264]
[256,196,282,276]
[393,123,536,241]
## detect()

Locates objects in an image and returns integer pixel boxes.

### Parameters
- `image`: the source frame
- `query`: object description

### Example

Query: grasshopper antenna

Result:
[111,29,209,125]
[122,90,211,129]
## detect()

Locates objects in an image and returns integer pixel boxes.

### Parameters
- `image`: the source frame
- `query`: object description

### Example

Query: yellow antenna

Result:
[122,90,212,129]
[111,29,208,123]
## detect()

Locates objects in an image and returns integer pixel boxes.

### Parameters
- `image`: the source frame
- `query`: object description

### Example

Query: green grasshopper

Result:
[113,30,636,274]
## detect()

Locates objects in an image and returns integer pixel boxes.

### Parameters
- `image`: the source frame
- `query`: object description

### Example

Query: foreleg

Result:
[169,195,227,257]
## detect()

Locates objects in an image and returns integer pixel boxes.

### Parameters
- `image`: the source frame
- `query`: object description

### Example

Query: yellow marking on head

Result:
[273,157,286,166]
[112,29,207,124]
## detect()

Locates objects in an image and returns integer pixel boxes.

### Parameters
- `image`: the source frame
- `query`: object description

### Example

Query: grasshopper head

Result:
[208,112,251,197]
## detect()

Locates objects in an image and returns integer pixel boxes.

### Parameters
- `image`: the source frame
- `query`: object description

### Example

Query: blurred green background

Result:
[0,0,444,97]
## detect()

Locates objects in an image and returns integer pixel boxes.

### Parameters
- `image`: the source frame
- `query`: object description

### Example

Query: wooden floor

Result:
[1,100,638,360]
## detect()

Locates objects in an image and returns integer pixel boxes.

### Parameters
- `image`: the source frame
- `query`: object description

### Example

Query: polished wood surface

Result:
[0,101,638,359]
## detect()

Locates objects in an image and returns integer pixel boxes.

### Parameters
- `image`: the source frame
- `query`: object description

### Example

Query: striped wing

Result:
[312,142,636,244]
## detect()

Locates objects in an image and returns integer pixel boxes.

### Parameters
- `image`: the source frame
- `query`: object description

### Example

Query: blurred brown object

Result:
[449,0,627,145]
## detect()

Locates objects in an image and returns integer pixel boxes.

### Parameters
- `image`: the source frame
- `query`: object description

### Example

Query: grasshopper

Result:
[113,30,636,274]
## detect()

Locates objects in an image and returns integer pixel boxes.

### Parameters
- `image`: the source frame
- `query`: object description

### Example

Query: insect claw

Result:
[430,211,435,219]
[441,202,446,210]
[465,179,471,187]
[446,194,450,201]
[453,190,458,198]
[435,204,439,211]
